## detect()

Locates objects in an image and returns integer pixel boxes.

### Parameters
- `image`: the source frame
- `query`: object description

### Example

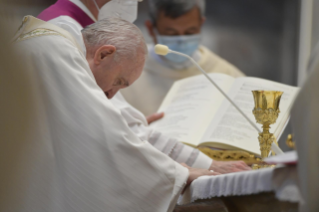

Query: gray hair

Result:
[148,0,206,24]
[82,18,147,62]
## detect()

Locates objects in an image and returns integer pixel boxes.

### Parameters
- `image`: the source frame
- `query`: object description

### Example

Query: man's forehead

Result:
[121,63,143,84]
[157,6,201,22]
[156,10,201,30]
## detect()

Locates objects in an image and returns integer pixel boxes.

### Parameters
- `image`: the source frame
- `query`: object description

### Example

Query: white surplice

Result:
[291,47,319,212]
[47,0,213,169]
[1,16,188,212]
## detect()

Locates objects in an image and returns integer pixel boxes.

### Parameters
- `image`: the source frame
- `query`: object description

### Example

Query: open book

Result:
[151,73,299,156]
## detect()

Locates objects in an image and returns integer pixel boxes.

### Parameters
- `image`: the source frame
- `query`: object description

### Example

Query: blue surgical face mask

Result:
[155,33,201,63]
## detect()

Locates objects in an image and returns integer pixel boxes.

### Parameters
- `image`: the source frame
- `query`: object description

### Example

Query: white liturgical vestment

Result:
[291,48,319,212]
[46,0,213,169]
[1,16,189,212]
[121,45,245,116]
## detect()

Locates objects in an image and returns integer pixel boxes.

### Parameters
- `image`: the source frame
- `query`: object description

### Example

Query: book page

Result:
[200,77,299,155]
[151,73,235,145]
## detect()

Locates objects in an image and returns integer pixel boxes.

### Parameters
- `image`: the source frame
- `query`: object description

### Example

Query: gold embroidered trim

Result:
[14,28,66,43]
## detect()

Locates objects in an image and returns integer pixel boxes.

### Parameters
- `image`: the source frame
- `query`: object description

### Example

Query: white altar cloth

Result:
[179,165,302,205]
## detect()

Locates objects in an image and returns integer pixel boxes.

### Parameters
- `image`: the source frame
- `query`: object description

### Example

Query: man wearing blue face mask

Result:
[121,0,245,116]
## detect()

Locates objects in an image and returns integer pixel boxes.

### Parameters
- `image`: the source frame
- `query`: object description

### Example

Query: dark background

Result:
[135,0,300,85]
[4,0,300,85]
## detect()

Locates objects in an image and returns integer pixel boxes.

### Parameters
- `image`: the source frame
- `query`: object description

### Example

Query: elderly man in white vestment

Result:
[121,0,245,116]
[291,44,319,212]
[36,0,251,174]
[0,16,222,212]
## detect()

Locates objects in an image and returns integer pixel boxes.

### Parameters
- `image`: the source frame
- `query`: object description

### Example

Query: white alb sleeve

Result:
[111,93,213,169]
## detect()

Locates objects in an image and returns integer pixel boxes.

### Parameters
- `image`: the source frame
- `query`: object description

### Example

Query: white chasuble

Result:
[47,9,213,170]
[291,50,319,212]
[1,16,188,212]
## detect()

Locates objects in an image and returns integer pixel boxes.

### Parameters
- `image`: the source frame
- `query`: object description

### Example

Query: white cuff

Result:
[167,162,189,212]
[191,151,213,169]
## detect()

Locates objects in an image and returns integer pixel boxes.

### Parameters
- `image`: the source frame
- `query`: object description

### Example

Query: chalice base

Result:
[252,164,276,170]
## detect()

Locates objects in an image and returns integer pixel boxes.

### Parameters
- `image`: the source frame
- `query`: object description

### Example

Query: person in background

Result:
[37,0,251,173]
[121,0,245,116]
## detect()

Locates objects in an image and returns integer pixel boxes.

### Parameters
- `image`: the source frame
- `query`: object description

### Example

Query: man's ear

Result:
[145,20,157,44]
[94,45,116,64]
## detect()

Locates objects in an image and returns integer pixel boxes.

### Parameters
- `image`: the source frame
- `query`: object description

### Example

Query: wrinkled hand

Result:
[209,160,251,174]
[146,112,164,124]
[181,163,221,186]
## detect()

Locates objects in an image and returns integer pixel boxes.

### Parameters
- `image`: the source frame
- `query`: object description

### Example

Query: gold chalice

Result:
[252,91,283,165]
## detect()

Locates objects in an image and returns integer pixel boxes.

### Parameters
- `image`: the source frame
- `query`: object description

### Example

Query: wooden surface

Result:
[174,192,299,212]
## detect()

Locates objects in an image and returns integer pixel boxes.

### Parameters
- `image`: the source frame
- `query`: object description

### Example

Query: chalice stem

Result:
[262,124,270,134]
[259,124,274,159]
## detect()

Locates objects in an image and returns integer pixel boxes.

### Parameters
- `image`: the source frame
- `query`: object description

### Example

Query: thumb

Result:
[146,112,164,124]
[180,163,190,168]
